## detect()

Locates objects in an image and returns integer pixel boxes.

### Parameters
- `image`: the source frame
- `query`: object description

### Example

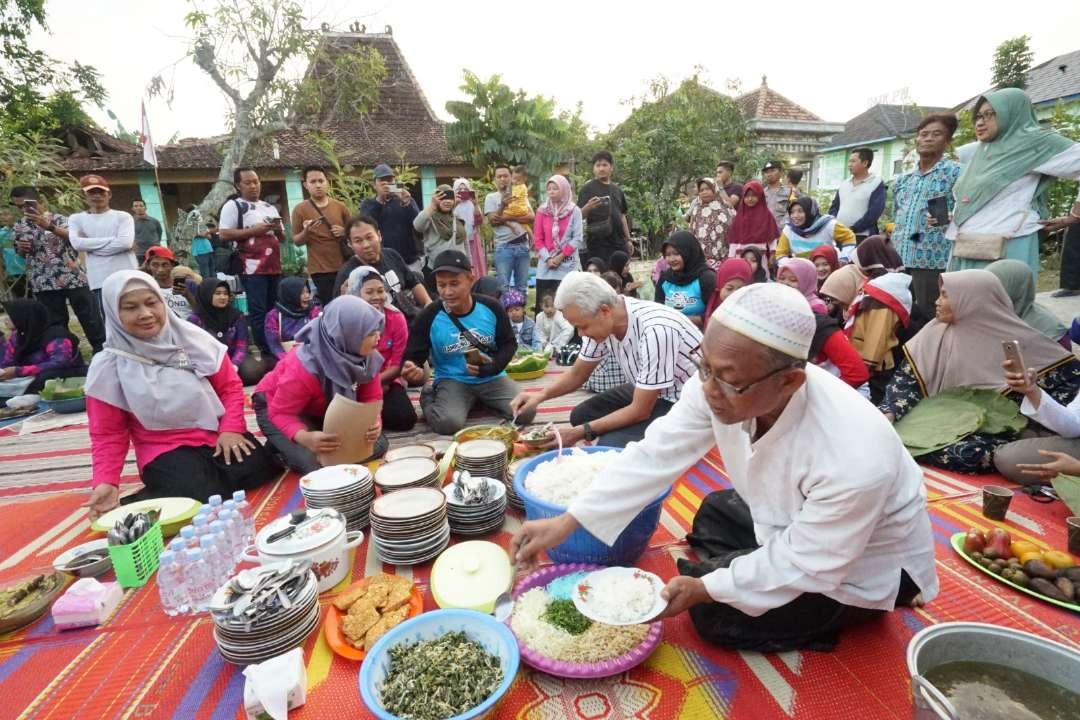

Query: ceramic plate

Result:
[384,445,436,463]
[442,477,506,506]
[52,538,111,577]
[572,567,668,625]
[301,464,372,492]
[90,497,201,534]
[370,487,445,520]
[324,577,424,661]
[456,439,507,460]
[950,533,1080,613]
[374,457,438,488]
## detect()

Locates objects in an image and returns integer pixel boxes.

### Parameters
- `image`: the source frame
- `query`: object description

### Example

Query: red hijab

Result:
[728,181,779,247]
[704,258,754,320]
[810,244,839,272]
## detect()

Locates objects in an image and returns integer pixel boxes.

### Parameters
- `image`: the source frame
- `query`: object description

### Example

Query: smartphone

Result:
[927,196,950,227]
[22,200,37,213]
[465,348,483,365]
[1002,340,1026,373]
[387,183,400,194]
[598,196,611,205]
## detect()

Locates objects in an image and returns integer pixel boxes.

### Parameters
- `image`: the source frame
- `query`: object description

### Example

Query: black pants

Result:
[91,288,105,333]
[679,490,920,652]
[1060,223,1080,291]
[381,382,417,432]
[124,433,283,505]
[568,382,673,448]
[26,365,88,394]
[310,271,340,308]
[36,287,105,352]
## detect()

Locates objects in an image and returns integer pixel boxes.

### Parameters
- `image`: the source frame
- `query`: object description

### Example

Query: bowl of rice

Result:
[513,447,670,565]
[508,563,663,679]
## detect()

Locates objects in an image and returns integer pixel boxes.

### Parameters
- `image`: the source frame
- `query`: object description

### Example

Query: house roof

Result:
[736,76,824,122]
[820,103,949,151]
[61,31,458,174]
[956,48,1080,110]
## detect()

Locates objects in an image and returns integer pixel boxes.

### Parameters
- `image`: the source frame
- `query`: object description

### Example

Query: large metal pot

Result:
[243,508,362,593]
[907,621,1080,719]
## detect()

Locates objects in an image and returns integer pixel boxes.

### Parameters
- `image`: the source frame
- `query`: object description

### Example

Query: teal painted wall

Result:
[420,166,437,204]
[136,170,167,242]
[282,168,306,266]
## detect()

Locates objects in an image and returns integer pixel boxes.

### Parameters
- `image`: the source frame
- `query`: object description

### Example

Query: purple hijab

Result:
[295,295,385,399]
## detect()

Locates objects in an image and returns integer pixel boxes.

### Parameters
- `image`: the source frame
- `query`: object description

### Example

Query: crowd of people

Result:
[6,86,1080,653]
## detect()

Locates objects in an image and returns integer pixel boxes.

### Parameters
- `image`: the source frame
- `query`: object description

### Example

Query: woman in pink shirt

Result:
[252,295,387,475]
[346,265,416,432]
[84,270,281,522]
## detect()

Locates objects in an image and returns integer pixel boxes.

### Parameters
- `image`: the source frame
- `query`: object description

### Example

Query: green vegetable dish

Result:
[542,599,591,635]
[379,631,503,720]
[40,377,86,401]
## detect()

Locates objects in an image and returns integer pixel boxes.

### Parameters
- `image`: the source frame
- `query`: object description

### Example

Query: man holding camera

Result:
[360,163,421,272]
[218,167,283,353]
[577,151,630,267]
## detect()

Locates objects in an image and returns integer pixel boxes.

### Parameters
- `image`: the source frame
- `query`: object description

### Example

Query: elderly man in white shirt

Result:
[512,283,938,652]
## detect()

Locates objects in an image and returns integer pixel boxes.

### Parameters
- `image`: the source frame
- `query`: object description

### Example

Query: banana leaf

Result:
[1052,473,1080,516]
[935,386,1028,435]
[894,396,987,456]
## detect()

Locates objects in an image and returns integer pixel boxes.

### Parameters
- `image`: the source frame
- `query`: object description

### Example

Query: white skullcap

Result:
[711,283,816,360]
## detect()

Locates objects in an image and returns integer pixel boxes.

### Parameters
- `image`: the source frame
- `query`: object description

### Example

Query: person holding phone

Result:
[413,184,467,289]
[291,165,351,306]
[577,151,630,267]
[359,163,421,271]
[143,246,197,317]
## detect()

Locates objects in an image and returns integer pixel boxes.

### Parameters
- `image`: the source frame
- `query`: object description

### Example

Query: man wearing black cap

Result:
[761,160,793,229]
[359,163,421,270]
[403,250,537,435]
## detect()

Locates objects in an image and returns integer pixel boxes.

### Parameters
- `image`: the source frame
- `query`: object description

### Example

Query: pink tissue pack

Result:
[51,578,123,630]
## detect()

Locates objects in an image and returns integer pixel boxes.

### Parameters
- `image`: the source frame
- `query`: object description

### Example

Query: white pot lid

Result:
[429,540,511,611]
[256,508,345,555]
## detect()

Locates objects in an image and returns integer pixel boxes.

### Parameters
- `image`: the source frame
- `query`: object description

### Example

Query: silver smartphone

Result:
[1002,340,1026,372]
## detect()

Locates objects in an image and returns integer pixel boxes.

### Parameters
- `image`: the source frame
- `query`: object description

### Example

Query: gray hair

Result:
[554,271,618,314]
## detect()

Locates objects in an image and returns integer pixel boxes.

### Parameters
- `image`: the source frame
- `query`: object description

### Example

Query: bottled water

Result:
[168,537,187,555]
[192,514,211,544]
[184,548,215,612]
[209,520,232,572]
[232,490,255,547]
[199,535,228,589]
[220,509,244,558]
[207,494,224,522]
[179,525,197,549]
[157,550,189,616]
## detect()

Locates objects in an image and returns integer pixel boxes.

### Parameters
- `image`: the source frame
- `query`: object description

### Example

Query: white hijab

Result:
[85,270,228,431]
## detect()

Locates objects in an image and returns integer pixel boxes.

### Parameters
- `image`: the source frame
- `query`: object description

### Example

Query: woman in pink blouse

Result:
[84,270,281,522]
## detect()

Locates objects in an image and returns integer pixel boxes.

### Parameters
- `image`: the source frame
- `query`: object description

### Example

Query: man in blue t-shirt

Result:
[403,250,537,435]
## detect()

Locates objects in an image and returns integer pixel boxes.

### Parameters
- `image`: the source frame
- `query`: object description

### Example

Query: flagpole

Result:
[140,100,166,245]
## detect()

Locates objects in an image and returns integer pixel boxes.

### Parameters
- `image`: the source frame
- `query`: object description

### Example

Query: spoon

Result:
[492,563,518,623]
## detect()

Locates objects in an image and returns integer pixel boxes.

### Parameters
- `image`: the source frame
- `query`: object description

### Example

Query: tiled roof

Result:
[61,32,457,174]
[820,104,949,151]
[956,48,1080,110]
[736,76,823,122]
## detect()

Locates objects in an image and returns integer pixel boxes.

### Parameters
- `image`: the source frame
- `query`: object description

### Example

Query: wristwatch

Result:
[582,422,597,442]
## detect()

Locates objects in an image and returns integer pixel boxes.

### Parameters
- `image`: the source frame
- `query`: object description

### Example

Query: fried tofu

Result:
[332,583,370,611]
[381,583,412,614]
[342,606,381,648]
[360,583,390,611]
[364,606,409,650]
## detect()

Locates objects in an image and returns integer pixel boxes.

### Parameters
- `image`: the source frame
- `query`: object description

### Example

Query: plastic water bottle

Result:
[184,548,215,612]
[192,513,211,544]
[232,490,255,547]
[157,550,189,616]
[208,520,231,572]
[168,537,187,555]
[208,494,224,522]
[199,535,228,589]
[220,509,244,559]
[179,525,197,549]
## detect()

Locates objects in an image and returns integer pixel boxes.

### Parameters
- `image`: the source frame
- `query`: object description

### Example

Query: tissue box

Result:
[243,648,306,720]
[51,578,123,630]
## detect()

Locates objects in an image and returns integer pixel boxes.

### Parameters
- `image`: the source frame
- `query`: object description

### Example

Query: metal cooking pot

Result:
[907,621,1080,719]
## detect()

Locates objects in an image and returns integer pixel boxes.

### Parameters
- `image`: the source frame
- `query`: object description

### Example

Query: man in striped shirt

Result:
[510,271,702,447]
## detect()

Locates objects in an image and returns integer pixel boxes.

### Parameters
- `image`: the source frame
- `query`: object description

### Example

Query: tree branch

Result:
[193,41,241,106]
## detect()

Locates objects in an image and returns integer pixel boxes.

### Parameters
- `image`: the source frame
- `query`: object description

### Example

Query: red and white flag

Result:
[140,101,157,167]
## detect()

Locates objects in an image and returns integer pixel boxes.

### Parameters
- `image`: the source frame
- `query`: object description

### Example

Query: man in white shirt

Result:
[67,174,137,323]
[512,283,938,651]
[828,148,886,240]
[510,271,702,448]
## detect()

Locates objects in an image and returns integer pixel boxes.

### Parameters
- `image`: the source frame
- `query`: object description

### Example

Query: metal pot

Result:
[243,508,362,593]
[907,621,1080,719]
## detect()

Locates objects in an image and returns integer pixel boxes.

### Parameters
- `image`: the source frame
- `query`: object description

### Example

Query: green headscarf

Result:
[952,88,1072,227]
[986,258,1067,341]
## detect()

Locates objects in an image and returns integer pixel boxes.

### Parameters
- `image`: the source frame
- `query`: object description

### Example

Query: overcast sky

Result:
[36,0,1080,144]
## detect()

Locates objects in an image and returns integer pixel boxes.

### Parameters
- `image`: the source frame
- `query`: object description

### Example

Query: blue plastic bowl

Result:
[513,446,669,565]
[359,609,519,720]
[42,396,86,414]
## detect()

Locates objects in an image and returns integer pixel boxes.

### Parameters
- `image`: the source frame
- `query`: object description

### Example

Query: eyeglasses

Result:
[974,110,996,123]
[695,356,799,396]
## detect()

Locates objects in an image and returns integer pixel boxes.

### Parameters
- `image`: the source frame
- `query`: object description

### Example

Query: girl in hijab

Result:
[84,271,281,521]
[776,197,856,261]
[809,309,870,393]
[686,177,736,268]
[948,88,1080,275]
[253,295,389,475]
[844,273,914,403]
[740,245,769,283]
[727,181,780,261]
[819,263,867,320]
[585,257,608,275]
[609,251,641,298]
[264,276,320,360]
[880,269,1080,473]
[533,174,583,309]
[187,278,249,370]
[809,244,840,288]
[453,178,487,278]
[986,258,1068,346]
[704,257,753,320]
[414,184,467,284]
[655,230,716,328]
[0,299,85,392]
[347,265,416,432]
[851,235,904,279]
[777,257,829,314]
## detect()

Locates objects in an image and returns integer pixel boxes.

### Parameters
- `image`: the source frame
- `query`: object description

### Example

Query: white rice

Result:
[523,450,620,507]
[580,571,656,624]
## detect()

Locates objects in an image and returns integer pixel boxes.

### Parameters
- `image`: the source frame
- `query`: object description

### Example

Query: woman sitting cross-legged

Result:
[0,299,86,393]
[84,270,283,522]
[252,295,389,475]
[265,276,321,360]
[880,269,1080,473]
[186,278,265,384]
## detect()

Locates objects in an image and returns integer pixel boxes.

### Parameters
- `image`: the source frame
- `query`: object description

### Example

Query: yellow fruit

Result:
[1010,541,1039,558]
[1042,551,1076,569]
[1018,551,1044,565]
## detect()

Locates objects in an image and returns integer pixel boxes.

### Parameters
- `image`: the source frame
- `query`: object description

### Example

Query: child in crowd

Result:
[534,294,573,354]
[265,277,320,360]
[0,299,86,392]
[502,289,539,351]
[844,273,913,404]
[503,165,534,239]
[777,257,829,314]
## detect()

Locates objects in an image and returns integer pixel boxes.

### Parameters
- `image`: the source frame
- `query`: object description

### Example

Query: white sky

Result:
[35,0,1080,144]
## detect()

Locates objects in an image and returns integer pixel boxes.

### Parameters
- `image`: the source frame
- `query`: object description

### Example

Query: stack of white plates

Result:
[442,476,507,536]
[384,444,436,463]
[210,562,320,665]
[374,457,440,494]
[456,439,520,510]
[300,465,375,531]
[370,488,450,565]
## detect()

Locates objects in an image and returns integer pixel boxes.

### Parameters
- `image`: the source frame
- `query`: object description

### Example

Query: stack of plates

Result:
[456,439,520,510]
[442,477,507,536]
[384,444,436,463]
[370,488,450,565]
[374,457,440,494]
[300,465,375,531]
[210,562,320,666]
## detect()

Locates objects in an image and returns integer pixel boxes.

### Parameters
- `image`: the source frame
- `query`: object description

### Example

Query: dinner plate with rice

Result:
[508,563,663,679]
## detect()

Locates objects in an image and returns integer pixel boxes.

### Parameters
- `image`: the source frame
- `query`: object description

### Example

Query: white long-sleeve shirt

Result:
[67,209,137,289]
[1020,388,1080,437]
[534,310,573,351]
[947,143,1080,239]
[568,365,939,617]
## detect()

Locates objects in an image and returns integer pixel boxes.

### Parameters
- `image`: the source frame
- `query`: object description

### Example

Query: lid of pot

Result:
[256,508,345,556]
[429,541,512,613]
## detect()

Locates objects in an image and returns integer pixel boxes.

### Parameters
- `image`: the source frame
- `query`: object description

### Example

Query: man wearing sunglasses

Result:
[512,282,938,652]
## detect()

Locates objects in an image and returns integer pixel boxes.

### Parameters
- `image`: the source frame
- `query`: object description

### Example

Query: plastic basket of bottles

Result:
[108,521,164,588]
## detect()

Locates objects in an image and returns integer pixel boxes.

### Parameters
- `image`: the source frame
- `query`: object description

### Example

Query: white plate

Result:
[370,487,445,520]
[300,464,372,492]
[52,538,111,577]
[442,477,506,507]
[572,567,668,626]
[384,445,436,463]
[374,457,438,489]
[455,439,507,460]
[90,497,201,533]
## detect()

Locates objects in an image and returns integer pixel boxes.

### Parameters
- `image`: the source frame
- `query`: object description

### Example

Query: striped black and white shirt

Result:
[579,297,703,403]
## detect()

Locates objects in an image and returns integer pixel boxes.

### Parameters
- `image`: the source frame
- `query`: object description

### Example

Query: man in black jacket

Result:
[403,250,537,435]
